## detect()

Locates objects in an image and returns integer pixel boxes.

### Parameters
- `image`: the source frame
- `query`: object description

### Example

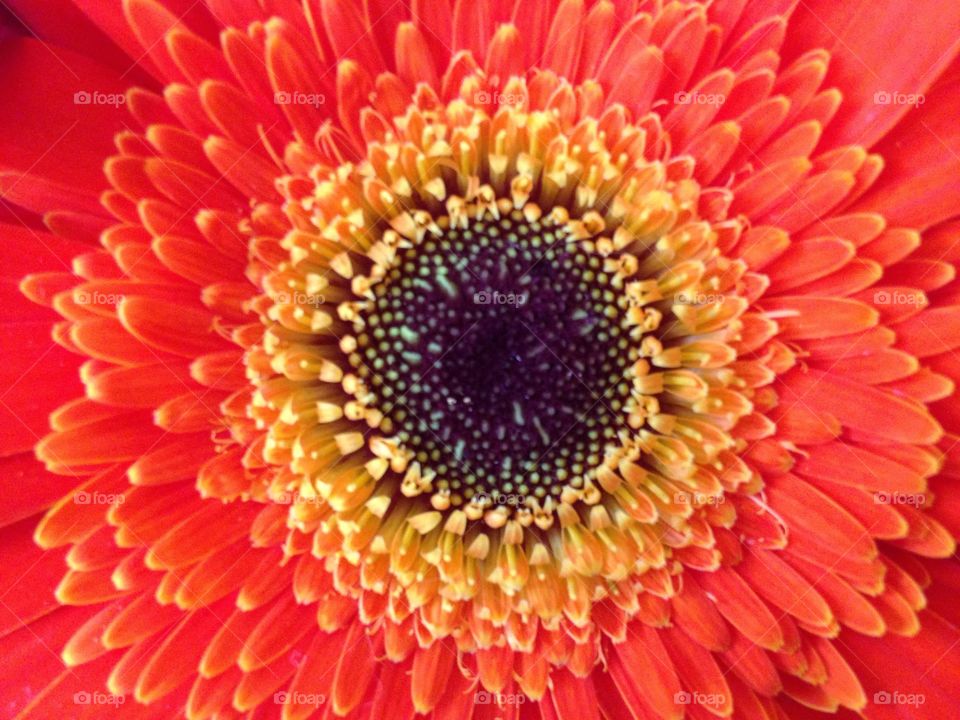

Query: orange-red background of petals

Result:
[0,1,959,719]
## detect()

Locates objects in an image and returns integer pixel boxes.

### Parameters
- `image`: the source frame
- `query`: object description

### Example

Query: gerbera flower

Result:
[1,0,959,718]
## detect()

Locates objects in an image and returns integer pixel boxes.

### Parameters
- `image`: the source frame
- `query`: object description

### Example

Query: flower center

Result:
[254,88,756,645]
[352,207,638,511]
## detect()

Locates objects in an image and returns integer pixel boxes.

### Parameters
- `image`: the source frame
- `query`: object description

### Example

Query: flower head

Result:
[1,0,960,718]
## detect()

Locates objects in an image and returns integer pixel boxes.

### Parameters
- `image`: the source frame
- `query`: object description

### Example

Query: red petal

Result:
[780,368,942,444]
[609,623,683,720]
[550,668,600,720]
[411,640,456,713]
[795,442,927,493]
[0,40,126,187]
[761,297,877,339]
[895,306,960,358]
[136,596,234,703]
[331,621,377,715]
[695,567,785,651]
[785,0,960,149]
[855,69,960,228]
[0,323,83,457]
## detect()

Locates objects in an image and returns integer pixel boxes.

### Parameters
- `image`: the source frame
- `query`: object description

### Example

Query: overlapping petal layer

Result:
[0,1,959,719]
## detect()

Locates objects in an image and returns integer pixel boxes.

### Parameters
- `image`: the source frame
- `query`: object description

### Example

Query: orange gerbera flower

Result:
[1,0,959,718]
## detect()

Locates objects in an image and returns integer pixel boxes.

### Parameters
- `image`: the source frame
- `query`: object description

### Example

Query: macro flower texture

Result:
[2,0,960,718]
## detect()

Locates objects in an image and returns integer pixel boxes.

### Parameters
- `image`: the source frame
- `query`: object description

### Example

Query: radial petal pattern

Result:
[1,1,960,719]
